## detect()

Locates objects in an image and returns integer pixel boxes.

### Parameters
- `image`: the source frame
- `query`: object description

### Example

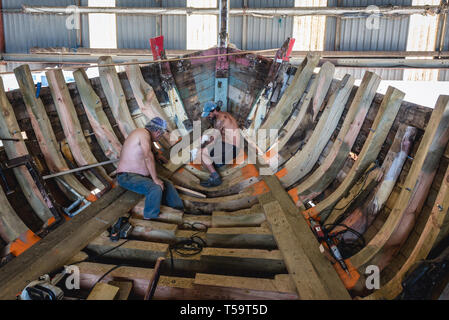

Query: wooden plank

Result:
[265,62,334,156]
[0,188,141,300]
[259,193,350,300]
[73,68,122,164]
[86,282,119,300]
[329,125,417,240]
[0,185,28,244]
[326,163,382,225]
[125,62,175,132]
[78,262,154,298]
[351,95,449,272]
[211,213,266,227]
[205,226,277,249]
[259,54,320,137]
[181,192,258,215]
[193,273,298,300]
[108,280,133,300]
[98,56,137,138]
[293,71,381,203]
[200,248,286,275]
[0,78,53,222]
[367,148,449,299]
[14,65,93,200]
[312,86,405,220]
[279,74,354,187]
[261,175,351,299]
[46,69,113,190]
[86,232,168,263]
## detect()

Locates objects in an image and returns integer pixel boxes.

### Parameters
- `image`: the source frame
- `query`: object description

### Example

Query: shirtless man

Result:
[199,101,242,187]
[116,117,183,219]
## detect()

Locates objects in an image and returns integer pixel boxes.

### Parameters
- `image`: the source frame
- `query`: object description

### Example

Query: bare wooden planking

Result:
[86,232,168,263]
[0,188,142,300]
[331,125,417,240]
[292,71,381,203]
[14,65,93,200]
[0,78,53,222]
[260,175,351,300]
[73,68,122,164]
[86,282,119,300]
[46,69,113,190]
[211,213,266,227]
[205,226,277,249]
[98,56,137,138]
[312,86,405,220]
[279,74,354,187]
[351,95,449,272]
[366,148,449,299]
[125,61,176,133]
[259,195,349,299]
[265,62,334,159]
[193,273,298,300]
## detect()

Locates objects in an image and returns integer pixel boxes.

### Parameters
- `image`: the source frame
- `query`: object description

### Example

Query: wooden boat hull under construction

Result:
[0,45,448,300]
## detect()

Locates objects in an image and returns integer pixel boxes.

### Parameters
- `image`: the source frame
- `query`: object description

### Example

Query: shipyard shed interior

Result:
[0,0,449,301]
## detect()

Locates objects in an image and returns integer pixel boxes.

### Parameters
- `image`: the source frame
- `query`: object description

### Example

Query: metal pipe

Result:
[23,5,447,17]
[42,159,119,180]
[0,0,5,53]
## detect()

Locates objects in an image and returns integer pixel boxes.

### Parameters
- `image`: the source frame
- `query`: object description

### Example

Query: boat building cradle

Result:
[0,44,448,300]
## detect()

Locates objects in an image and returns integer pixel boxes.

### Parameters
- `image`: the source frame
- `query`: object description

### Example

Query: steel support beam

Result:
[22,5,447,17]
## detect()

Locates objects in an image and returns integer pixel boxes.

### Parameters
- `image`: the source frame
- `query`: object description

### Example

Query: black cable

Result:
[168,222,208,274]
[320,161,380,225]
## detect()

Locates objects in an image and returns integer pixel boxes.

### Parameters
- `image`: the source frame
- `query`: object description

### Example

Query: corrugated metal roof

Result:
[3,0,81,53]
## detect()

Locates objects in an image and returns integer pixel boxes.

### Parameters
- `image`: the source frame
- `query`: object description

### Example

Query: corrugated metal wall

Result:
[3,0,82,53]
[229,0,294,50]
[326,0,411,80]
[116,0,159,49]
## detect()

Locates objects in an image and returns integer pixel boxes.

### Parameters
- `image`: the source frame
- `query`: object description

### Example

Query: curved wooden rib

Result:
[73,68,122,164]
[258,54,320,140]
[329,124,417,239]
[125,62,176,133]
[366,151,449,299]
[310,86,404,220]
[14,65,93,200]
[0,78,53,222]
[46,69,113,189]
[279,74,354,188]
[291,71,381,203]
[98,56,137,138]
[0,186,29,244]
[351,95,449,271]
[266,62,335,161]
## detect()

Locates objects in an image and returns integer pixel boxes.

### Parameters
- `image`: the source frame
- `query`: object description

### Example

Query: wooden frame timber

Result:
[46,69,113,190]
[291,71,381,203]
[14,65,94,201]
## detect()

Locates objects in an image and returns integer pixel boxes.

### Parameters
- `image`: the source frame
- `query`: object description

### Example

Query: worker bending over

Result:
[199,101,242,187]
[117,117,184,219]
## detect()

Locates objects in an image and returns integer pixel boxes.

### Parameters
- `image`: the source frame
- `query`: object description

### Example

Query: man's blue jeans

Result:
[117,172,184,219]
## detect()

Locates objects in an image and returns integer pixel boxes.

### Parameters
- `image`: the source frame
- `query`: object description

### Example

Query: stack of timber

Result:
[0,45,448,300]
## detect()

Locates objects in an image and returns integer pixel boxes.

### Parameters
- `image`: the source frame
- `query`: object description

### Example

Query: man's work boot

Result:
[200,172,222,187]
